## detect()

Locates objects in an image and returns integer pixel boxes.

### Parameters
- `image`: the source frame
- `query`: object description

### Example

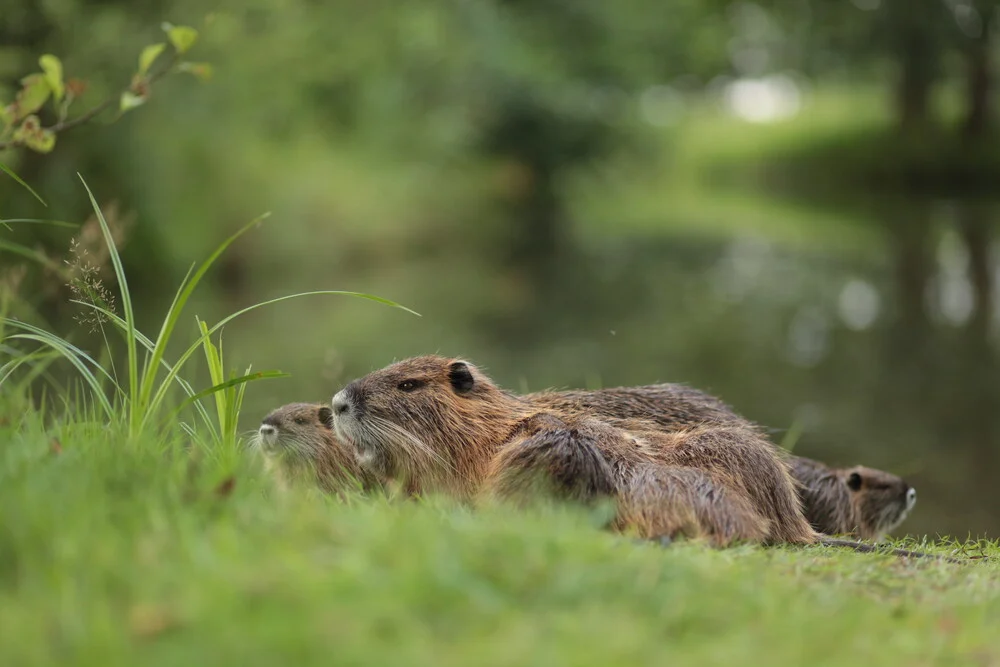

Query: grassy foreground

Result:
[1,395,998,667]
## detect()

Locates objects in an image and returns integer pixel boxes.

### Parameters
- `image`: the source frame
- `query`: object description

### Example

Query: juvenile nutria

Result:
[251,402,378,494]
[329,355,817,547]
[788,456,917,540]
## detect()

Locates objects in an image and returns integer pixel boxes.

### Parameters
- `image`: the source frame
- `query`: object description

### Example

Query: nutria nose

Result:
[332,382,362,417]
[332,392,351,417]
[906,487,917,507]
[259,424,276,437]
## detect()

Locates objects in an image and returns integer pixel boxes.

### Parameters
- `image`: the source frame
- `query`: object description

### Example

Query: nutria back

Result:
[530,384,747,430]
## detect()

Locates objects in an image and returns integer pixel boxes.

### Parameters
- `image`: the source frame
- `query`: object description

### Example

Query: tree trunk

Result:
[962,10,992,138]
[959,8,995,346]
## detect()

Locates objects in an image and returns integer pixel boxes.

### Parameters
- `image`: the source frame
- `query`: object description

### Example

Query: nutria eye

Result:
[398,379,423,392]
[294,417,308,426]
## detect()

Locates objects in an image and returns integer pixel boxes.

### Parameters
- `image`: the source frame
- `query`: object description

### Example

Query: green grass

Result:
[1,397,998,667]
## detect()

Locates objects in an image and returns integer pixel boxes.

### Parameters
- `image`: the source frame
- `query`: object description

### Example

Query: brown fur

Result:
[529,384,747,431]
[330,355,818,547]
[531,384,920,541]
[788,456,916,540]
[252,402,378,494]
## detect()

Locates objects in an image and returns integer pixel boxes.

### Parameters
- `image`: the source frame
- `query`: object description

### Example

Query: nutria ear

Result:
[318,406,333,429]
[846,471,863,492]
[448,361,475,394]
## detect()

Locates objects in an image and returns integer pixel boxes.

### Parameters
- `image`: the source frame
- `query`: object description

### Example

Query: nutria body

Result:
[529,384,747,431]
[532,384,921,540]
[788,456,917,540]
[330,355,817,547]
[252,402,378,493]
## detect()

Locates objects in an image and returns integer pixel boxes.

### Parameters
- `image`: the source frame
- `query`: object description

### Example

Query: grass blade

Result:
[0,240,63,271]
[0,218,76,227]
[0,161,47,207]
[69,300,215,431]
[78,175,138,433]
[148,290,418,418]
[139,212,270,414]
[3,332,114,418]
[176,369,289,412]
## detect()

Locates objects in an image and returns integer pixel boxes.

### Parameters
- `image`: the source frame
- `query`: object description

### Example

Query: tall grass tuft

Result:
[0,174,419,445]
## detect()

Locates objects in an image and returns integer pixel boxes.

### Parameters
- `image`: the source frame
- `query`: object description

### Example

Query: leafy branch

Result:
[0,22,212,156]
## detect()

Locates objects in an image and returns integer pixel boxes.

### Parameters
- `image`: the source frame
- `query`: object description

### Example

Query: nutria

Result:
[251,402,378,493]
[530,383,953,559]
[788,456,917,540]
[329,355,817,547]
[531,385,921,539]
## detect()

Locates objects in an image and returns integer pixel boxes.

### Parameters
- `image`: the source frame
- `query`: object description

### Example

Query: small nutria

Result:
[329,355,817,547]
[252,402,378,493]
[788,455,917,540]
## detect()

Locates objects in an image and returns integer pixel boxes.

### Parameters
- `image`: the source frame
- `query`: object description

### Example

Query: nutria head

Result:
[253,402,373,491]
[841,466,916,538]
[330,355,525,491]
[254,402,335,458]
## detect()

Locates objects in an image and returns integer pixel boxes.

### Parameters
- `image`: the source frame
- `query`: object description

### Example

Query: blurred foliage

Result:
[2,0,1000,538]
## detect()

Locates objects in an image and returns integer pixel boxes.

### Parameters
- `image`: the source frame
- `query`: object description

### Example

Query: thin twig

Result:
[0,51,182,152]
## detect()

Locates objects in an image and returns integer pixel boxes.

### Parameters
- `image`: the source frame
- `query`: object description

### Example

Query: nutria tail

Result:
[816,538,969,565]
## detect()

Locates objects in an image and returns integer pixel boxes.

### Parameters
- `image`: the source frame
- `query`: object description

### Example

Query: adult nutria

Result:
[329,355,817,547]
[530,385,921,538]
[251,402,378,494]
[788,456,917,540]
[530,383,952,559]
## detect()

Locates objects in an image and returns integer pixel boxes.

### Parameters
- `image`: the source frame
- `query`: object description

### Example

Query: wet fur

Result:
[331,355,817,547]
[533,384,919,540]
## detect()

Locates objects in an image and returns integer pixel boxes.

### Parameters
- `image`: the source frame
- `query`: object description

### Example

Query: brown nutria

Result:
[529,383,956,560]
[788,456,917,540]
[530,385,922,538]
[329,355,817,547]
[251,402,378,494]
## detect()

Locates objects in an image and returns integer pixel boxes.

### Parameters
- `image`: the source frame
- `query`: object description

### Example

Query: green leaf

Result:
[138,43,167,77]
[0,161,47,206]
[178,62,213,82]
[163,23,199,54]
[14,74,51,120]
[39,55,64,103]
[119,91,147,113]
[24,128,56,154]
[0,105,13,127]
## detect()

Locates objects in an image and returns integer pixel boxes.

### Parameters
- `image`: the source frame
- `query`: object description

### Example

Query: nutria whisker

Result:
[367,415,454,475]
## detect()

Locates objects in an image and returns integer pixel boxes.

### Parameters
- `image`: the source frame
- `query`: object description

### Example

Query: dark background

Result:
[3,0,999,538]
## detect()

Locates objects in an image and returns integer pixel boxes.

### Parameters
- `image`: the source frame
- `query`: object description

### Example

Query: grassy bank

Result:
[1,394,998,667]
